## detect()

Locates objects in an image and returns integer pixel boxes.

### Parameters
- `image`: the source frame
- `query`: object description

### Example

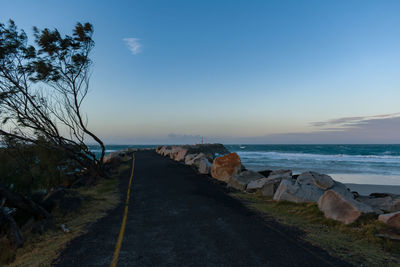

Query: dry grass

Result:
[2,160,130,267]
[232,192,400,267]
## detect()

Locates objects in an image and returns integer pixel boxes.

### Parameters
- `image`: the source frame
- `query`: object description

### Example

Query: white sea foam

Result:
[91,149,117,153]
[236,151,400,164]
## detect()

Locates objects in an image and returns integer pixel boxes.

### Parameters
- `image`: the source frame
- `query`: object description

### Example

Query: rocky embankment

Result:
[155,144,400,230]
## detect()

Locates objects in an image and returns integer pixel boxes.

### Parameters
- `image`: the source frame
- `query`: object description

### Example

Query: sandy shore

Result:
[328,173,400,195]
[330,173,400,185]
[344,183,400,195]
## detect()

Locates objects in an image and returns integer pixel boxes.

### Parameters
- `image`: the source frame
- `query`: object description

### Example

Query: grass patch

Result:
[2,160,131,267]
[232,192,400,266]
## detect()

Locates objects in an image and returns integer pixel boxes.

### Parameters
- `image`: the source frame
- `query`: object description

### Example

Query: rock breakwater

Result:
[156,144,400,228]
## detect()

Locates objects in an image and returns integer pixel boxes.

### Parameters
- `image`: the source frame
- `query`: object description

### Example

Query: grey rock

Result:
[268,169,292,180]
[184,154,197,165]
[273,179,306,203]
[297,171,334,190]
[273,172,354,204]
[358,195,400,213]
[196,158,212,175]
[228,171,264,191]
[187,153,206,166]
[246,178,270,192]
[247,177,283,197]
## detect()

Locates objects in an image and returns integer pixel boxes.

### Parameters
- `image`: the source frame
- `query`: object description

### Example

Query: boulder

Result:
[185,153,212,174]
[273,179,308,203]
[162,149,171,157]
[159,144,229,159]
[156,146,165,153]
[184,154,197,165]
[273,171,354,203]
[260,180,281,197]
[247,177,283,197]
[103,150,132,167]
[103,151,122,165]
[318,190,374,224]
[378,212,400,229]
[268,169,292,180]
[186,153,205,166]
[395,198,400,211]
[261,179,282,197]
[174,148,189,161]
[297,171,334,190]
[211,153,242,183]
[228,171,265,191]
[246,178,270,192]
[358,195,400,213]
[169,146,182,160]
[196,158,212,175]
[157,146,166,155]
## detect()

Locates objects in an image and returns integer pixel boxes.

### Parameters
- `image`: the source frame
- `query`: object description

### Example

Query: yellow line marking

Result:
[110,154,135,267]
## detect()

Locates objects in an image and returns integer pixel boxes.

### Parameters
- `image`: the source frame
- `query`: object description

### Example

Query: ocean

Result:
[90,144,400,185]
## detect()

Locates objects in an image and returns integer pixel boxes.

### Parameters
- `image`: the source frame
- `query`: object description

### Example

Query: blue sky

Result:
[2,0,400,144]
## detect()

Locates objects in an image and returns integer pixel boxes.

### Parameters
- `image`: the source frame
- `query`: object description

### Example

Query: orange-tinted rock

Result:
[378,212,400,229]
[318,190,374,224]
[211,152,242,183]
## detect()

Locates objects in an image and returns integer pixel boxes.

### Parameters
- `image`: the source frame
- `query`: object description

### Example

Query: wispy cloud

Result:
[311,112,400,129]
[251,112,400,144]
[123,38,142,55]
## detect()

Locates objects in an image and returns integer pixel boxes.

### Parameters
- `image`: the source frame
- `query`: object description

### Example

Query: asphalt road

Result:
[54,150,351,266]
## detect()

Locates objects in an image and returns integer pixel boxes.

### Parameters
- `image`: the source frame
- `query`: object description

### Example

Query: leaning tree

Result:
[0,20,105,176]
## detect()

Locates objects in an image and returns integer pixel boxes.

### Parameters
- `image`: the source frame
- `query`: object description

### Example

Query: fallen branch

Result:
[0,207,24,248]
[0,185,52,221]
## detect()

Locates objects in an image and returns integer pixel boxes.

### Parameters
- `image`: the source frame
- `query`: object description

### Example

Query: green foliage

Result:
[0,19,105,171]
[0,138,79,195]
[31,21,94,82]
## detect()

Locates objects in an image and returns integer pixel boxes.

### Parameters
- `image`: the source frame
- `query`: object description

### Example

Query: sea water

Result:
[90,144,400,185]
[226,145,400,186]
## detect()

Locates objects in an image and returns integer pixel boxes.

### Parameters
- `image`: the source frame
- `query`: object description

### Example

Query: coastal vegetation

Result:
[232,192,400,266]
[0,20,112,265]
[1,166,124,266]
[0,19,105,175]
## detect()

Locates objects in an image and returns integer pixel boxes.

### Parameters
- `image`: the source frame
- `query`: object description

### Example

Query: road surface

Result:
[54,150,351,266]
